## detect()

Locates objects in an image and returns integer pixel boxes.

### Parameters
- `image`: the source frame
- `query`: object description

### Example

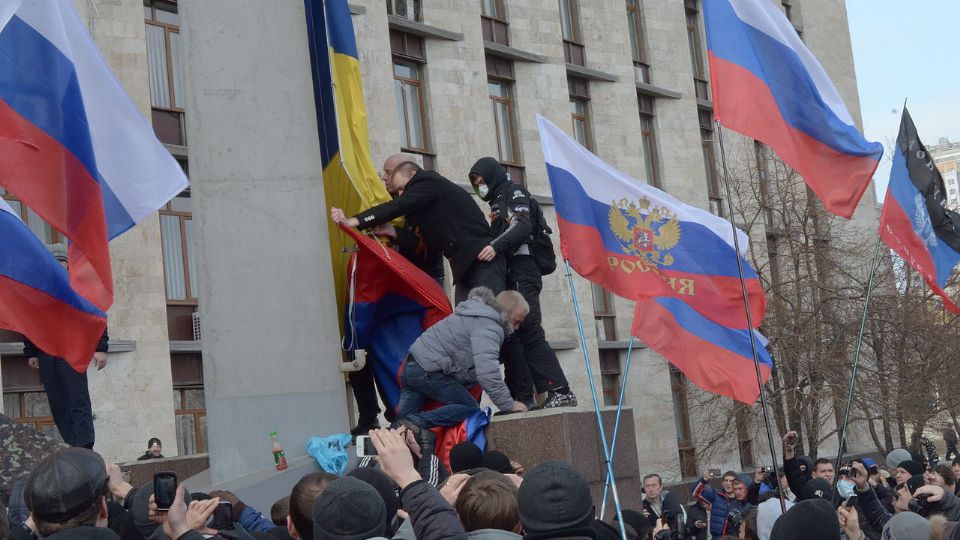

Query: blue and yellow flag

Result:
[304,0,392,330]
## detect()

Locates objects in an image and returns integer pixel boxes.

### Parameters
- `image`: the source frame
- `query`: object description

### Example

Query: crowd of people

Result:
[7,426,960,540]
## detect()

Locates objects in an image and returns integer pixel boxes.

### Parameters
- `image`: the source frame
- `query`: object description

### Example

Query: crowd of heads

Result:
[8,429,960,540]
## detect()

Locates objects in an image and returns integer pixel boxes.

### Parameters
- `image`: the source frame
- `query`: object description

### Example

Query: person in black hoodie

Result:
[467,157,576,410]
[332,160,506,302]
[24,328,109,449]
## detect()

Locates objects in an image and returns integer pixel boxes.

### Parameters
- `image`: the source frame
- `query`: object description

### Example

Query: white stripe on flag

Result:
[727,0,854,126]
[537,114,750,256]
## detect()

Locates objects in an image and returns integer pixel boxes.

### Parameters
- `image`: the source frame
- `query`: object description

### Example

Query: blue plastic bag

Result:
[306,433,352,476]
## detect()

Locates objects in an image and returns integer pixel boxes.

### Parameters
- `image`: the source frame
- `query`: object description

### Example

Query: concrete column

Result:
[179,0,349,484]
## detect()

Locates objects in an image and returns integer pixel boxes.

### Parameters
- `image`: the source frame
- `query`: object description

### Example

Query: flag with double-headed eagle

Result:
[537,115,772,403]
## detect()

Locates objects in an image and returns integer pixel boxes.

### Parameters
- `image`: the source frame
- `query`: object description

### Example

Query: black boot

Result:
[351,418,380,437]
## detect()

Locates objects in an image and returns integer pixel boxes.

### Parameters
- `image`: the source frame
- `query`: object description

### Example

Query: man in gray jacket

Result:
[397,287,530,430]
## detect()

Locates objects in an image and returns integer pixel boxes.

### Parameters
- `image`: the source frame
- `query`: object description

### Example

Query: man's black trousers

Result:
[38,354,94,449]
[501,255,568,400]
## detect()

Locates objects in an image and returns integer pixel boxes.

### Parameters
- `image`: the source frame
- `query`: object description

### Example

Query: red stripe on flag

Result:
[0,274,106,372]
[880,189,960,312]
[632,298,770,404]
[0,97,113,311]
[709,54,879,219]
[559,216,765,328]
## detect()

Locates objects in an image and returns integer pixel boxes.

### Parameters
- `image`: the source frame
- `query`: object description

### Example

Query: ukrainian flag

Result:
[304,0,393,335]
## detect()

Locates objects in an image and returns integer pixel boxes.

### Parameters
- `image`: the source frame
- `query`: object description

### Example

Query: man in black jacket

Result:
[347,153,445,435]
[24,329,109,449]
[467,158,575,409]
[332,161,505,302]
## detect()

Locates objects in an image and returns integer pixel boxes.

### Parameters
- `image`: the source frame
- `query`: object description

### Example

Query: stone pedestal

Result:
[486,407,642,515]
[179,0,349,486]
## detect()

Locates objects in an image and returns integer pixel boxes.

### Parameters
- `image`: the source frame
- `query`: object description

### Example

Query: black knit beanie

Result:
[517,460,594,534]
[770,498,840,540]
[312,477,386,540]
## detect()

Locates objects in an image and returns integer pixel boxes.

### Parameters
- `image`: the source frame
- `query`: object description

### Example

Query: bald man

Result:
[332,155,505,301]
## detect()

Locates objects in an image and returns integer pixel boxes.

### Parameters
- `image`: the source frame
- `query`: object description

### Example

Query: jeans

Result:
[396,360,479,428]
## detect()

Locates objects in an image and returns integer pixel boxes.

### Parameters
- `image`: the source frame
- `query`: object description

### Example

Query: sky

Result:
[846,0,960,199]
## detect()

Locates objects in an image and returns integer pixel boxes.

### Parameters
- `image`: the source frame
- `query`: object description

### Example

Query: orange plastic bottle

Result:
[270,431,288,471]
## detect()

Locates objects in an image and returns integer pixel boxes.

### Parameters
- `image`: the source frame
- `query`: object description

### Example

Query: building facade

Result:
[929,138,960,210]
[1,0,879,480]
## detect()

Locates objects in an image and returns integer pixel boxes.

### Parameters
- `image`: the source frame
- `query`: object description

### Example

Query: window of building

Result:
[638,94,662,189]
[391,31,432,165]
[160,192,197,304]
[568,76,592,150]
[626,0,651,83]
[144,0,186,146]
[781,0,802,38]
[386,0,421,21]
[558,0,585,66]
[599,350,621,407]
[171,353,206,455]
[670,365,698,478]
[481,0,509,45]
[0,188,65,246]
[756,141,774,228]
[685,0,709,100]
[2,353,62,442]
[700,109,722,216]
[486,55,524,185]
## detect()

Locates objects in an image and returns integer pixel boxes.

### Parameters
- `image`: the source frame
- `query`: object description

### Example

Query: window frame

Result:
[144,0,186,146]
[638,94,662,189]
[159,197,198,305]
[626,0,651,82]
[488,79,522,170]
[568,75,594,152]
[700,109,723,217]
[386,0,422,22]
[481,0,510,45]
[392,58,431,154]
[1,189,66,245]
[685,2,710,100]
[559,0,585,66]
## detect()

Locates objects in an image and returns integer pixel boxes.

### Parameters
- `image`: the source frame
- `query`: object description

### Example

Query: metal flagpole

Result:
[599,335,637,521]
[564,261,628,540]
[832,233,883,499]
[715,121,787,513]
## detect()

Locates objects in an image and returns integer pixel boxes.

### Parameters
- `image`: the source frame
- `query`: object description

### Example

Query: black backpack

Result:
[528,196,557,275]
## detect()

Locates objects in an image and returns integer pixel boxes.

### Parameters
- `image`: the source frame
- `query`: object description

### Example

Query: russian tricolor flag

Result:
[538,115,771,403]
[632,297,772,404]
[704,0,882,219]
[880,109,960,312]
[340,225,451,407]
[537,115,765,329]
[0,0,188,313]
[0,198,107,372]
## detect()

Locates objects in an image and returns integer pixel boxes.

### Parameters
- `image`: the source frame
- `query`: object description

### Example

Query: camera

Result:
[908,494,931,516]
[839,463,852,477]
[726,509,744,534]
